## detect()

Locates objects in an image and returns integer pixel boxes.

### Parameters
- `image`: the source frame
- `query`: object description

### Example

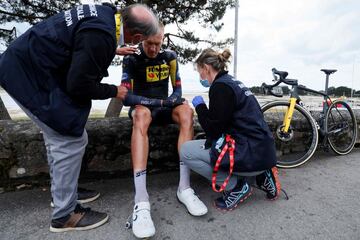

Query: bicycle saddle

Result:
[321,69,337,75]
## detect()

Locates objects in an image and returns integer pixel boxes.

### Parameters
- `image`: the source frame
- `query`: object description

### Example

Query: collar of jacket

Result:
[213,70,229,82]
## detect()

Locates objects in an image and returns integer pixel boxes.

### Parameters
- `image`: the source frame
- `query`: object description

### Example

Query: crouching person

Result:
[180,48,281,211]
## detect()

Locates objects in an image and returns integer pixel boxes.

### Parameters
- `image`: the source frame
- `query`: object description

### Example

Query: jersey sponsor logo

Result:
[146,64,170,82]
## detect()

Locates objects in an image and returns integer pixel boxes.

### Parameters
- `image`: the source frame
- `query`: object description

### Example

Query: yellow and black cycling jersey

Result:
[121,44,182,107]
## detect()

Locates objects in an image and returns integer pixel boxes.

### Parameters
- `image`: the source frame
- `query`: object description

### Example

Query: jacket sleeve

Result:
[195,83,235,140]
[66,29,118,101]
[120,56,162,107]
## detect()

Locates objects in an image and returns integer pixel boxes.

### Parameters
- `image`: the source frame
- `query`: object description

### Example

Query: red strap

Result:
[211,135,235,193]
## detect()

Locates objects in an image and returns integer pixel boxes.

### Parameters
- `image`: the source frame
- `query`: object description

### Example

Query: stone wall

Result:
[1,110,359,187]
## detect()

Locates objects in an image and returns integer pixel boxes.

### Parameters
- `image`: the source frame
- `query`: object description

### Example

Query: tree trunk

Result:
[104,98,123,118]
[0,96,11,120]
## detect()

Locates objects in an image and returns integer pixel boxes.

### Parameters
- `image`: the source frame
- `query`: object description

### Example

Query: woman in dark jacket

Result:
[180,48,281,211]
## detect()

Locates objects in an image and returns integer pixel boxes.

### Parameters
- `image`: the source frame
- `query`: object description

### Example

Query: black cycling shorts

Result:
[128,106,175,125]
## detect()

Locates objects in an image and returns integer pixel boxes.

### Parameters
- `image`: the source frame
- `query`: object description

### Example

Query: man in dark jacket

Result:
[0,3,159,232]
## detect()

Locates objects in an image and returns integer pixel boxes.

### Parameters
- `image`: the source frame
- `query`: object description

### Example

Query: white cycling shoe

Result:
[177,188,208,216]
[132,201,155,239]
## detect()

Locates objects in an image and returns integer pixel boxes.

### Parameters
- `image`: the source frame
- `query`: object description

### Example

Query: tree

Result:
[281,86,290,95]
[1,0,234,63]
[249,86,262,94]
[334,86,352,97]
[1,0,235,117]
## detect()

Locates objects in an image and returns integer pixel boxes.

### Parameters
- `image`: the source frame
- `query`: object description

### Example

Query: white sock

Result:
[134,169,149,203]
[178,161,191,191]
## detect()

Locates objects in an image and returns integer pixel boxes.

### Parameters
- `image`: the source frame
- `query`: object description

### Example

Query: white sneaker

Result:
[177,188,208,216]
[132,202,155,239]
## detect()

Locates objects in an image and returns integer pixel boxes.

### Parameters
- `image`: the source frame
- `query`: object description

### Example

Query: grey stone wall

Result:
[0,118,204,186]
[1,110,359,187]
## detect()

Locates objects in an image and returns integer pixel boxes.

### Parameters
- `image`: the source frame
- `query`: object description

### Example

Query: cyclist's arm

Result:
[167,52,182,101]
[121,56,162,107]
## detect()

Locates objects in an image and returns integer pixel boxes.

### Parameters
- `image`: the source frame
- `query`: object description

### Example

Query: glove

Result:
[192,96,205,108]
[162,97,185,108]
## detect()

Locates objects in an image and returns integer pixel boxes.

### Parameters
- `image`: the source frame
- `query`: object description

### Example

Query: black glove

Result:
[162,97,185,108]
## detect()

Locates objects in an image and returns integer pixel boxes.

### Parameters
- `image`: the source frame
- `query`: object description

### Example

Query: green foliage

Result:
[249,86,262,94]
[0,0,235,63]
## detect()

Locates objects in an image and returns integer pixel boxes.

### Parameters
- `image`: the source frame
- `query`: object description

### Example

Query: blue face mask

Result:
[200,79,211,88]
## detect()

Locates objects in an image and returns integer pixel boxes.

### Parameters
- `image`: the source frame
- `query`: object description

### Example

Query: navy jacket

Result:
[196,72,277,172]
[0,4,117,136]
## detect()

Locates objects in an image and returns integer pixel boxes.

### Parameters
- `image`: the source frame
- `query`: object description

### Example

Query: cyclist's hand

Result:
[192,96,205,108]
[116,86,128,100]
[163,98,185,107]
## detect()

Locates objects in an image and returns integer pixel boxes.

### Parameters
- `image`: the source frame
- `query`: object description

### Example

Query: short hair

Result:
[195,48,232,72]
[121,4,159,37]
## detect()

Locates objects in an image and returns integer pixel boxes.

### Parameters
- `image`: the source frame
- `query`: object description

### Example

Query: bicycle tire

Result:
[261,100,319,168]
[325,100,357,155]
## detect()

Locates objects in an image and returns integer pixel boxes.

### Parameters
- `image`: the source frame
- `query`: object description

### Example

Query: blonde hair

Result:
[195,48,231,71]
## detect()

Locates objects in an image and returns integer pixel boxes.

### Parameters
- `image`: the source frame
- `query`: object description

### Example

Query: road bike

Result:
[261,68,357,168]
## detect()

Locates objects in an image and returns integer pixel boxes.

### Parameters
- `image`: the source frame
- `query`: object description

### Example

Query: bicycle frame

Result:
[281,84,331,133]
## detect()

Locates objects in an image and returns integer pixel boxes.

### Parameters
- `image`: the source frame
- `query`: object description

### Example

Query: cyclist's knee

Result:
[133,107,152,128]
[174,105,194,126]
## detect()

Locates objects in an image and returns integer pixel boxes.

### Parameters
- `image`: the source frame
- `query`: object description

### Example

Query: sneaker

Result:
[214,180,252,211]
[49,204,108,232]
[51,187,100,207]
[77,187,101,204]
[132,202,155,239]
[177,188,208,216]
[256,167,281,200]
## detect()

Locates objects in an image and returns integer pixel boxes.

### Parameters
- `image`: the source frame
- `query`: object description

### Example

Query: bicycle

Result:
[261,68,357,168]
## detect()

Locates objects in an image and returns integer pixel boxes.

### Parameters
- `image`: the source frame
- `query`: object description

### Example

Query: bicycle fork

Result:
[282,98,297,132]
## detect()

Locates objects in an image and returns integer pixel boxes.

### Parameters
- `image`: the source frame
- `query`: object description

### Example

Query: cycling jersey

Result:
[121,44,182,107]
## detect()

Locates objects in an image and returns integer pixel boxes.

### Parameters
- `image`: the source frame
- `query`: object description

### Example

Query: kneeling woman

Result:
[180,48,281,211]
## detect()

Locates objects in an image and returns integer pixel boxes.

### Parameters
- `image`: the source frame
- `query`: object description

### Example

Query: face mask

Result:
[200,79,211,88]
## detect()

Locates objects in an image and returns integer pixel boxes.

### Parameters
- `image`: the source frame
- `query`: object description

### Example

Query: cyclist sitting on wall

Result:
[120,22,207,239]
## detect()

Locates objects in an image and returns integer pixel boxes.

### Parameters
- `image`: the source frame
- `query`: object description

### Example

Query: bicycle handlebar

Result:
[262,68,299,97]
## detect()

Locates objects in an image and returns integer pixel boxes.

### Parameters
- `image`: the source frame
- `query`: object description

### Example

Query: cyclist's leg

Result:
[130,105,156,238]
[130,105,152,203]
[172,104,194,191]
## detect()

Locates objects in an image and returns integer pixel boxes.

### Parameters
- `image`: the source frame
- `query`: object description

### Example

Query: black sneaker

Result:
[77,187,101,204]
[256,167,281,200]
[214,180,252,211]
[50,187,100,207]
[50,204,108,232]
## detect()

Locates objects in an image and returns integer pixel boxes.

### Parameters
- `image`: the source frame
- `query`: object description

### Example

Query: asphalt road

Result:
[1,148,360,240]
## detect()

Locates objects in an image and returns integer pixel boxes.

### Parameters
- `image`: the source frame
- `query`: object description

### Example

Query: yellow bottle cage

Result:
[115,13,122,44]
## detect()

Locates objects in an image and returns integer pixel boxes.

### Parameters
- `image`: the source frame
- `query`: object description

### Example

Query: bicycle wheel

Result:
[261,100,319,168]
[325,100,357,155]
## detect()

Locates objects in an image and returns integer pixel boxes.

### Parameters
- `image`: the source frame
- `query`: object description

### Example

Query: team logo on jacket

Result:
[146,64,169,82]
